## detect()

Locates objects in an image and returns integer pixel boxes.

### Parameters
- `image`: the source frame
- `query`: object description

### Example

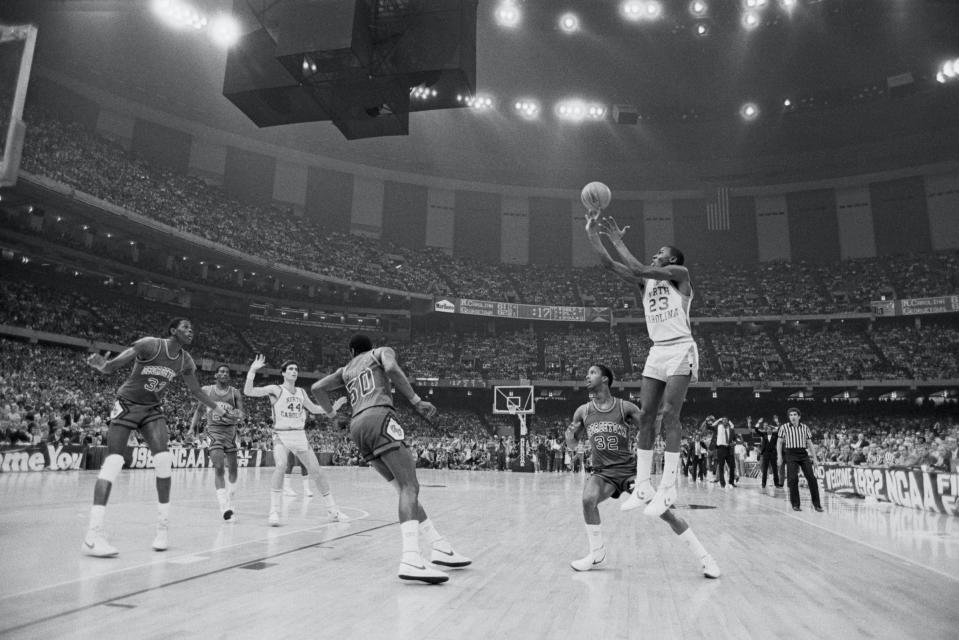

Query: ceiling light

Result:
[740,102,760,121]
[621,0,644,21]
[495,2,521,28]
[559,12,580,33]
[208,13,241,48]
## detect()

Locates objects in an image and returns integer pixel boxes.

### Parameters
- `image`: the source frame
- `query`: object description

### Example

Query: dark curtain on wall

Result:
[305,165,353,233]
[529,196,572,266]
[454,190,501,262]
[786,188,840,263]
[131,119,191,174]
[29,79,100,130]
[382,180,428,249]
[870,176,931,256]
[223,146,276,207]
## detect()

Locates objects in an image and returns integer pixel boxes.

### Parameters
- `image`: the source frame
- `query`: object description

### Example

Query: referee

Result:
[776,408,823,512]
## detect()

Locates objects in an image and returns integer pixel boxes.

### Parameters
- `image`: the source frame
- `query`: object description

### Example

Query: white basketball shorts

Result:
[642,341,699,383]
[274,429,311,456]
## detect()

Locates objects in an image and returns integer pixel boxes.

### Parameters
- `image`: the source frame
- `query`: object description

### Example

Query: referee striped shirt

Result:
[778,422,812,449]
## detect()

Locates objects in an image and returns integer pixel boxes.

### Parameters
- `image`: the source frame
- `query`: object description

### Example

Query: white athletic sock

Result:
[283,475,293,489]
[270,489,281,513]
[661,452,680,487]
[321,492,336,510]
[89,505,106,530]
[585,524,604,554]
[216,488,227,508]
[227,480,237,495]
[636,449,654,485]
[400,520,421,561]
[303,477,312,490]
[679,528,708,561]
[420,518,451,552]
[157,502,170,523]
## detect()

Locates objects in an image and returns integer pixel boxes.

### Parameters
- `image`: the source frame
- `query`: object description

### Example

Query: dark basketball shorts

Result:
[206,425,238,455]
[592,462,637,499]
[350,406,406,463]
[109,397,165,431]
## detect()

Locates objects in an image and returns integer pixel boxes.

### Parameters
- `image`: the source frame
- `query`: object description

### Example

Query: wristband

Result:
[410,395,422,405]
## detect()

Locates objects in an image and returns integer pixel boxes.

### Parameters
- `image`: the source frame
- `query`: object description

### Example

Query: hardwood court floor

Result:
[1,467,957,639]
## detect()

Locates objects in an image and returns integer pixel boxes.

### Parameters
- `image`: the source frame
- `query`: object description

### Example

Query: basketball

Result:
[581,181,612,211]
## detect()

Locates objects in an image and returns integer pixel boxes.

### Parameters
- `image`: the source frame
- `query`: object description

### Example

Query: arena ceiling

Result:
[3,0,959,189]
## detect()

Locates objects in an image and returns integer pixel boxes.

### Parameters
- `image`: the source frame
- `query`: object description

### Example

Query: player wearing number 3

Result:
[244,355,347,526]
[82,318,232,557]
[566,365,719,578]
[311,334,471,584]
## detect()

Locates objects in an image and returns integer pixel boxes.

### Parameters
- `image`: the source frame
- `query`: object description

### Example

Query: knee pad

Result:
[97,454,125,483]
[153,451,173,479]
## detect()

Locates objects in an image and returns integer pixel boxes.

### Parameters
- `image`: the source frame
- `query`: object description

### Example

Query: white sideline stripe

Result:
[0,507,371,602]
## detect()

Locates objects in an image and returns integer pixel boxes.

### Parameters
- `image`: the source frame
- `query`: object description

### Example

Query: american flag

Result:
[706,187,730,231]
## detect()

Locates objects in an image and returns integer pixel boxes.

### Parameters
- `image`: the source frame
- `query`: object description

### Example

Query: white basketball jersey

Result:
[272,385,307,431]
[642,279,693,345]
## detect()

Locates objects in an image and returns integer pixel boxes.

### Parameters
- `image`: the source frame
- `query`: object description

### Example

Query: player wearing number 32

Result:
[566,364,719,578]
[311,334,471,584]
[244,354,347,526]
[82,318,232,557]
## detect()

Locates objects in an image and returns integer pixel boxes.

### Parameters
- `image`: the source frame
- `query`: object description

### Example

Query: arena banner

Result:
[871,295,959,317]
[0,444,86,472]
[817,464,959,517]
[124,446,271,469]
[433,296,612,324]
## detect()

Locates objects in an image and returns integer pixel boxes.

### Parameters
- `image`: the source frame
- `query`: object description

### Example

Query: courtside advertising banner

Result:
[817,463,959,517]
[0,444,86,472]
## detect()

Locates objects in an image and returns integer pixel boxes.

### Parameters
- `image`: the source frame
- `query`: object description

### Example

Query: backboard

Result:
[492,385,534,415]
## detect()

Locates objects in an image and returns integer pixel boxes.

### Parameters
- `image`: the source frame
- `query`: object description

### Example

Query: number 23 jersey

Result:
[342,349,394,417]
[583,399,633,469]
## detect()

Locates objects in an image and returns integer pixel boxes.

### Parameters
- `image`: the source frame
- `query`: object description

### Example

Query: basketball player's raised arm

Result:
[379,347,438,420]
[598,216,648,274]
[599,217,690,283]
[85,338,152,374]
[309,369,345,417]
[565,406,587,450]
[243,354,277,398]
[584,212,643,284]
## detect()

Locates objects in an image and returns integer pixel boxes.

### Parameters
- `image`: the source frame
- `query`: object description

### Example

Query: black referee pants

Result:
[784,449,821,509]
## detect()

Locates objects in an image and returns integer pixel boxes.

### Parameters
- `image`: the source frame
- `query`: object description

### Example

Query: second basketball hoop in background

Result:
[580,181,612,211]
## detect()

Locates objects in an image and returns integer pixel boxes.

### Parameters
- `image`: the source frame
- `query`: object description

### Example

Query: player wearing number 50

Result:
[311,334,471,584]
[82,318,231,557]
[566,365,719,578]
[244,355,346,526]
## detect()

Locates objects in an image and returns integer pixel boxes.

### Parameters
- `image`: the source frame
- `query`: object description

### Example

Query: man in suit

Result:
[755,418,781,488]
[714,417,737,489]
